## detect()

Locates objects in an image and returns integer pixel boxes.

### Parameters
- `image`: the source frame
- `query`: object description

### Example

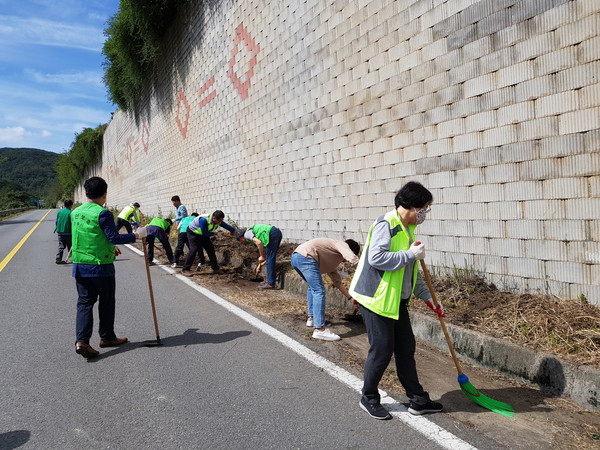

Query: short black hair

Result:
[345,239,360,256]
[84,177,108,200]
[213,210,225,220]
[235,228,247,240]
[133,202,140,207]
[394,181,433,209]
[171,195,180,202]
[64,199,73,208]
[191,212,199,217]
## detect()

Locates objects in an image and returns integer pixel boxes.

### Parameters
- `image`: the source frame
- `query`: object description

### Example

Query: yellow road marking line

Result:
[0,210,52,272]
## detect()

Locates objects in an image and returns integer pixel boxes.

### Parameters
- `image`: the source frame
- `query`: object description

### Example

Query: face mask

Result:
[414,206,430,225]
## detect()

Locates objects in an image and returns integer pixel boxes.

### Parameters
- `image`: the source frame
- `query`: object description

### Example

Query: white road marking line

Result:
[125,244,477,450]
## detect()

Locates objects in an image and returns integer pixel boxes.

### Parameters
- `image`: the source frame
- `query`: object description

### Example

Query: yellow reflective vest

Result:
[350,209,417,319]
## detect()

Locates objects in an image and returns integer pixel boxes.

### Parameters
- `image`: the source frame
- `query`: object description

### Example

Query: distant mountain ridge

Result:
[0,147,60,208]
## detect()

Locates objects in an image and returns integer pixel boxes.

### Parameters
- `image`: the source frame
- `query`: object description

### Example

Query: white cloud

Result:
[0,126,27,142]
[27,69,103,87]
[41,130,52,137]
[0,16,104,52]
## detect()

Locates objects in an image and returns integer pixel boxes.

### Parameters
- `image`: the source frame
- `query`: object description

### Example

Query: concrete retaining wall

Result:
[77,0,600,305]
[411,312,600,411]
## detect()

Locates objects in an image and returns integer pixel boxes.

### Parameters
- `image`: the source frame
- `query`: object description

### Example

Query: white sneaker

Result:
[306,317,314,327]
[171,263,177,268]
[312,328,340,341]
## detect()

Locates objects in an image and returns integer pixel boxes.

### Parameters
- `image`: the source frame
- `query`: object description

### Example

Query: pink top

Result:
[294,238,359,287]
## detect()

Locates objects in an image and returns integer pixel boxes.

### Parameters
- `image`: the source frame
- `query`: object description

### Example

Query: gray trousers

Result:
[57,234,72,260]
[359,300,431,406]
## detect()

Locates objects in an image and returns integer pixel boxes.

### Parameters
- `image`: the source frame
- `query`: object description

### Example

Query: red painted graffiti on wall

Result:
[177,23,260,139]
[108,23,260,176]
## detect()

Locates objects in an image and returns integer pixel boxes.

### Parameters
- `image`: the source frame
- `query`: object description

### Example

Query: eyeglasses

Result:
[414,207,431,214]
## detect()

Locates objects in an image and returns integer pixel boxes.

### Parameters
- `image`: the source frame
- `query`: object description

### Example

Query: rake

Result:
[420,258,514,417]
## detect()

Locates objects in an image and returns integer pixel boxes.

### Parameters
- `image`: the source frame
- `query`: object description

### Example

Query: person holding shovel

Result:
[350,181,444,420]
[181,211,235,276]
[236,224,282,289]
[115,202,141,233]
[71,177,147,359]
[291,238,360,341]
[54,199,73,264]
[145,217,175,266]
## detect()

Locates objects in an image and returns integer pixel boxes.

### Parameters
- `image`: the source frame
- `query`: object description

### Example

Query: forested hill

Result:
[0,147,60,208]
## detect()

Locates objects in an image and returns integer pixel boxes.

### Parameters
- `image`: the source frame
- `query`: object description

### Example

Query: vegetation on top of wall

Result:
[56,125,107,198]
[102,0,189,111]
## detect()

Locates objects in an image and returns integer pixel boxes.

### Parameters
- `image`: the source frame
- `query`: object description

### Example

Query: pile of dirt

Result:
[158,233,600,370]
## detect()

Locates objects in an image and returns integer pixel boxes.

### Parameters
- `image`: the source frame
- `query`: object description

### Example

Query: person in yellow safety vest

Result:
[181,210,235,276]
[128,205,143,230]
[349,181,444,420]
[71,177,147,359]
[116,202,141,233]
[146,217,174,266]
[236,224,283,289]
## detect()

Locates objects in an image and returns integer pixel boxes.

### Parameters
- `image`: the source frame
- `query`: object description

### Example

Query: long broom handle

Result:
[420,259,464,375]
[141,237,161,341]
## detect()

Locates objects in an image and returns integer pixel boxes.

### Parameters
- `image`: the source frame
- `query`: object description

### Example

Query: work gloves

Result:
[409,241,426,260]
[425,300,445,318]
[136,226,147,238]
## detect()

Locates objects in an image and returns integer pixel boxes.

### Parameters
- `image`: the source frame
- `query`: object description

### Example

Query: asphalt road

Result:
[0,209,502,449]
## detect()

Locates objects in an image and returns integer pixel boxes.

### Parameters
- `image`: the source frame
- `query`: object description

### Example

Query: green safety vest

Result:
[118,205,135,220]
[349,210,417,320]
[149,217,170,230]
[55,208,72,233]
[192,214,220,235]
[71,202,115,265]
[248,224,273,247]
[179,216,195,233]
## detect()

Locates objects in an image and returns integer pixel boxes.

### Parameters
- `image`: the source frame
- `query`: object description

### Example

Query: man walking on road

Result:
[291,238,360,341]
[350,181,444,420]
[171,195,188,226]
[54,199,73,264]
[71,177,146,358]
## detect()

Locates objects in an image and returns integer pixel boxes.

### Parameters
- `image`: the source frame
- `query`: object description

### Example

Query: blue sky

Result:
[0,0,119,153]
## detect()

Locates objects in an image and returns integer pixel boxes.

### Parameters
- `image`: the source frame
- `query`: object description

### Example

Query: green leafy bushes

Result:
[102,0,186,111]
[56,125,107,197]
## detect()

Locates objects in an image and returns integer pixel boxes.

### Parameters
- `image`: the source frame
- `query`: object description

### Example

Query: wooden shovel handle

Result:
[142,237,161,341]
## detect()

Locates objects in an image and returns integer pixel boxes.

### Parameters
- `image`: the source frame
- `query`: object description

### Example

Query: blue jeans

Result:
[265,227,282,286]
[291,252,326,328]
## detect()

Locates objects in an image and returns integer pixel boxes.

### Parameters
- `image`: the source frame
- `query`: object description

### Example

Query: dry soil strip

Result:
[125,244,477,450]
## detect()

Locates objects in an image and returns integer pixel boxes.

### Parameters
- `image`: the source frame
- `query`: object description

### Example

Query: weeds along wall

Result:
[75,0,600,305]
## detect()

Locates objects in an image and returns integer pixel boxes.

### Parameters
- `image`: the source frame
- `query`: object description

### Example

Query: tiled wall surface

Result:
[76,0,600,305]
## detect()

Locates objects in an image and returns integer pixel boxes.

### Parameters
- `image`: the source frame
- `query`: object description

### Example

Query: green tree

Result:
[55,125,107,198]
[102,0,187,111]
